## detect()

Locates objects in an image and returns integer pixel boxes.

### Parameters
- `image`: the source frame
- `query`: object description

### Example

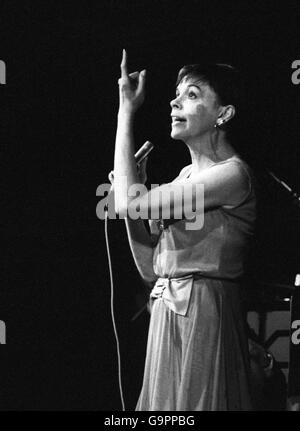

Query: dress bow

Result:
[150,275,194,316]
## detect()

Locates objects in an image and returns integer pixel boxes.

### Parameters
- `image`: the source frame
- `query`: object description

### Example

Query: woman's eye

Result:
[188,91,197,98]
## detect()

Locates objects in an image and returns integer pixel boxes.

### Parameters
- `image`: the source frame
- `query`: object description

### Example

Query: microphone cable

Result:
[104,208,126,411]
[102,140,154,411]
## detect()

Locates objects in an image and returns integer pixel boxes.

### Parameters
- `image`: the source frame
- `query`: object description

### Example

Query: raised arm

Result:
[112,50,157,284]
[113,49,147,216]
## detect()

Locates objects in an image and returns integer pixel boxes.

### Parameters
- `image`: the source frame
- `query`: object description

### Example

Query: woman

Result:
[112,49,256,410]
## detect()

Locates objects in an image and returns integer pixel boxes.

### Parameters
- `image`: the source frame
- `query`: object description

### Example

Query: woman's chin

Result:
[170,129,185,140]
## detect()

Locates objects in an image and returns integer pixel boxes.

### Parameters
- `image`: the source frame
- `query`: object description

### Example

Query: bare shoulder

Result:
[212,156,250,177]
[209,157,253,207]
[176,164,192,180]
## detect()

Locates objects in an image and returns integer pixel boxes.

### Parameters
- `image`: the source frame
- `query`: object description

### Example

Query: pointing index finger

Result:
[120,49,128,77]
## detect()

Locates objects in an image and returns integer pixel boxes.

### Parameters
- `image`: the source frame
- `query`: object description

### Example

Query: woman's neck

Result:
[185,130,237,172]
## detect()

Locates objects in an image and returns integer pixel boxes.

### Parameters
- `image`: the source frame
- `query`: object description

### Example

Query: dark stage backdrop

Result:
[0,0,299,410]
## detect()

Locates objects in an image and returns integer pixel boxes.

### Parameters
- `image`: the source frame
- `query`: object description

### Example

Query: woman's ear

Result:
[216,105,236,127]
[221,105,236,123]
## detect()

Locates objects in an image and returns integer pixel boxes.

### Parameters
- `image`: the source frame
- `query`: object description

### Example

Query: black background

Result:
[0,0,299,410]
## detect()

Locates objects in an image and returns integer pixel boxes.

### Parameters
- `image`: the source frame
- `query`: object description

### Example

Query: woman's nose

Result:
[170,96,181,109]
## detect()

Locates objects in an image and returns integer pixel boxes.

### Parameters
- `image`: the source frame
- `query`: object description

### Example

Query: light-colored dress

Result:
[136,156,256,411]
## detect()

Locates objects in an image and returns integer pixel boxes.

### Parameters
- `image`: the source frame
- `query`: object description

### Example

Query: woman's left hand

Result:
[118,49,146,115]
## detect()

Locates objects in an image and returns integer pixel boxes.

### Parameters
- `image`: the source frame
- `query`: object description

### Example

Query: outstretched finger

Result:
[120,49,128,77]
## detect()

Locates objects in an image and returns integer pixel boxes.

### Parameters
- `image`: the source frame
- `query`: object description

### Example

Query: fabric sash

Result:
[150,274,194,316]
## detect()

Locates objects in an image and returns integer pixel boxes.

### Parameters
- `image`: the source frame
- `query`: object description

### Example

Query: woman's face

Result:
[170,75,221,141]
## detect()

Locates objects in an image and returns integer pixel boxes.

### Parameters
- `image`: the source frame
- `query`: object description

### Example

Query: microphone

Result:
[134,140,154,164]
[107,141,154,196]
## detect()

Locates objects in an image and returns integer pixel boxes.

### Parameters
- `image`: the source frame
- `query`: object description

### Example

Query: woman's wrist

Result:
[118,106,136,121]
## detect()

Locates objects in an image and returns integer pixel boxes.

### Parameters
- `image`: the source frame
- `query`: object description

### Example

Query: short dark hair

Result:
[176,63,244,129]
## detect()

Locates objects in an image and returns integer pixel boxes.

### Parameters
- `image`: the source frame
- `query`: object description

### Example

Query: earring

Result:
[214,119,224,128]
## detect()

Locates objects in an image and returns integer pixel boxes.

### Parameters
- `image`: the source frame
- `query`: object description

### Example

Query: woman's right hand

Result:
[118,49,146,115]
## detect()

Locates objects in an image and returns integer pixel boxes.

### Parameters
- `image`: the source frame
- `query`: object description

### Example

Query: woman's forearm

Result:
[125,217,157,284]
[113,111,140,215]
[115,113,156,283]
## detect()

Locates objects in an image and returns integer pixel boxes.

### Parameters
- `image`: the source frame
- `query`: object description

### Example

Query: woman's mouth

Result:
[171,116,186,125]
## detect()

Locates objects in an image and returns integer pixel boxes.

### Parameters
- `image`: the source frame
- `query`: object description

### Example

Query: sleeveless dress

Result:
[135,156,256,411]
